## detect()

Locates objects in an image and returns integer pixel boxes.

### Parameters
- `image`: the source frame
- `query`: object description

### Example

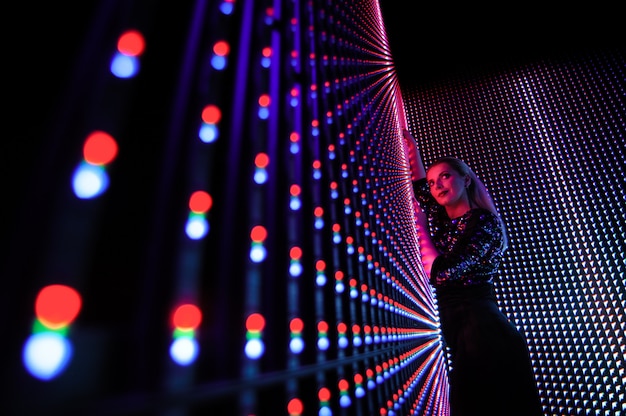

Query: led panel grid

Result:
[402,50,626,416]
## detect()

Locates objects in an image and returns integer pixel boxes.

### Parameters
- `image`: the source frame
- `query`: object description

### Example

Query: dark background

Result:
[377,2,624,87]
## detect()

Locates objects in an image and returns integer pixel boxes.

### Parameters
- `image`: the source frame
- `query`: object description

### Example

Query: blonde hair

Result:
[428,157,509,251]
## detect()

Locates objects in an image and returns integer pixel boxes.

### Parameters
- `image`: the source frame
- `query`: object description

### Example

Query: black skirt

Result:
[435,283,543,416]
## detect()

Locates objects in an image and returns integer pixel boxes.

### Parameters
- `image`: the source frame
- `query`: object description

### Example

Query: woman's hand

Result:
[402,129,426,180]
[414,209,436,278]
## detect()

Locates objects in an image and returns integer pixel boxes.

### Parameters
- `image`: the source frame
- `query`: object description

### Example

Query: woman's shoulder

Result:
[465,209,505,242]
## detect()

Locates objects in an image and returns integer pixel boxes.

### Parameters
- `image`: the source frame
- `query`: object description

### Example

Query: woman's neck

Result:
[445,200,472,219]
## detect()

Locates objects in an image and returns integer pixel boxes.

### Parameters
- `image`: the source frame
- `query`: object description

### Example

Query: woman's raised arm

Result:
[402,129,426,181]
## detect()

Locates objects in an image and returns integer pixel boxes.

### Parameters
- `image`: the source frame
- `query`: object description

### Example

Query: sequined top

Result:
[412,178,504,287]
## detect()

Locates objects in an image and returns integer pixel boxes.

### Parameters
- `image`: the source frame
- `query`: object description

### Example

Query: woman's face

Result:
[426,162,469,208]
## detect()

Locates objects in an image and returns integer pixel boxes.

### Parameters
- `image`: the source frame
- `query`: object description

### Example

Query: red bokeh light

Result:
[117,30,145,56]
[246,313,266,332]
[172,304,202,330]
[35,284,82,329]
[189,190,213,213]
[83,131,118,165]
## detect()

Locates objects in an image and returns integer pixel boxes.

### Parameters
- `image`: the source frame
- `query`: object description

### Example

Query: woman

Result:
[403,129,542,416]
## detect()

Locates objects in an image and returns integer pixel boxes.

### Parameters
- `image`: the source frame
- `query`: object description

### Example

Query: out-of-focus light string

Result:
[72,130,119,199]
[22,284,82,381]
[28,21,148,386]
[168,303,202,367]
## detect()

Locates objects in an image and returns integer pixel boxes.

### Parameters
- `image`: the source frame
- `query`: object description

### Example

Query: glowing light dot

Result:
[339,396,351,408]
[83,131,118,165]
[189,191,213,213]
[35,285,81,329]
[249,244,267,262]
[318,387,331,401]
[211,55,226,70]
[319,407,331,416]
[199,123,218,143]
[317,321,328,332]
[213,40,230,56]
[220,0,235,14]
[315,259,326,270]
[117,30,145,56]
[290,184,301,196]
[287,398,303,415]
[258,94,271,107]
[23,332,72,380]
[250,225,267,242]
[254,168,268,184]
[255,152,270,168]
[186,215,208,239]
[289,262,303,276]
[289,337,304,354]
[244,338,264,359]
[72,162,109,199]
[172,304,202,330]
[170,337,198,366]
[246,313,265,331]
[290,318,304,332]
[317,338,329,350]
[201,105,221,124]
[338,379,349,390]
[110,53,139,78]
[258,108,270,120]
[316,274,327,286]
[338,336,348,348]
[290,246,302,260]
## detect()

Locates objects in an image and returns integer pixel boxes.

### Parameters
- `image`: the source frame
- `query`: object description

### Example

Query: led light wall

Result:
[5,1,444,415]
[402,51,626,415]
